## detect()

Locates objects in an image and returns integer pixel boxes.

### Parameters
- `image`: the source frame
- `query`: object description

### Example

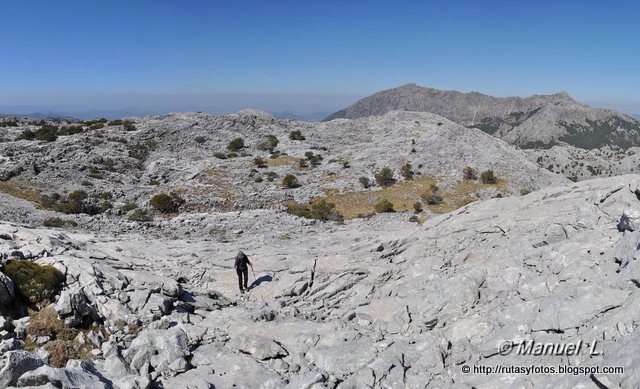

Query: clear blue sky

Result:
[1,0,639,115]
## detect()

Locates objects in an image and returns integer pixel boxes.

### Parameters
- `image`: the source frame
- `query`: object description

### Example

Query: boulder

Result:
[229,335,288,360]
[0,350,44,388]
[0,272,15,306]
[619,208,640,232]
[123,328,190,374]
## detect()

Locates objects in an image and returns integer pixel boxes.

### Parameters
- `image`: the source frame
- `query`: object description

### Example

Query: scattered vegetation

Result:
[289,130,305,140]
[122,120,136,131]
[304,151,323,166]
[413,201,423,213]
[374,167,396,187]
[4,260,65,306]
[194,136,206,144]
[149,192,185,213]
[108,119,123,126]
[41,190,103,215]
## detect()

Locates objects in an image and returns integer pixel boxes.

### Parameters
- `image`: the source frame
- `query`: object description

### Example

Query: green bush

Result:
[213,152,228,159]
[480,170,497,184]
[42,218,65,228]
[463,166,477,180]
[266,171,278,182]
[400,163,414,180]
[194,136,206,144]
[374,199,395,213]
[227,137,245,151]
[150,192,185,213]
[258,135,278,152]
[286,199,343,221]
[289,130,305,140]
[359,176,371,188]
[374,167,396,187]
[413,201,423,213]
[128,209,153,222]
[305,151,323,166]
[282,174,300,188]
[35,125,59,142]
[108,119,123,126]
[3,260,65,305]
[17,129,36,141]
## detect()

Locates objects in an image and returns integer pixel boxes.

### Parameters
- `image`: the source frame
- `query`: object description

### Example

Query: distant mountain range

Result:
[325,83,640,150]
[269,111,331,121]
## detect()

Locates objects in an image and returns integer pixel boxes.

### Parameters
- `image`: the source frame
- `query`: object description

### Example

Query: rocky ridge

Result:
[325,83,640,150]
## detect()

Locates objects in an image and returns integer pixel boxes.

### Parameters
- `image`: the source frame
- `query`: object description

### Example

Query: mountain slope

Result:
[325,84,640,150]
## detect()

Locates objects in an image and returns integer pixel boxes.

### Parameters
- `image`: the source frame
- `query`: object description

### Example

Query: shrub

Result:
[213,152,228,159]
[463,166,477,180]
[480,169,497,184]
[282,174,300,188]
[150,192,185,213]
[122,120,136,131]
[194,136,206,144]
[520,188,531,195]
[298,159,309,168]
[258,135,279,152]
[27,308,87,367]
[266,171,278,182]
[149,179,160,185]
[374,199,395,213]
[3,260,65,305]
[286,199,343,222]
[42,218,66,228]
[108,119,123,126]
[400,163,414,180]
[122,202,137,213]
[374,167,396,187]
[81,180,93,187]
[409,215,421,223]
[253,156,267,168]
[289,130,305,140]
[359,176,371,188]
[128,209,153,222]
[227,137,245,151]
[16,129,36,141]
[35,125,59,142]
[421,184,443,205]
[413,201,423,213]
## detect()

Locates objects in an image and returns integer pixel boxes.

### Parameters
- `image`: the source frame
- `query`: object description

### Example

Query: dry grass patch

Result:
[0,179,44,204]
[266,156,299,167]
[321,176,508,219]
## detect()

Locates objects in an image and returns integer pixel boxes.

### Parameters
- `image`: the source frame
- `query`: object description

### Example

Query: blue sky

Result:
[1,0,639,116]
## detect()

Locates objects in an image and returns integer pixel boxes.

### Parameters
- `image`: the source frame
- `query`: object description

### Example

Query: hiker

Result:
[234,250,253,293]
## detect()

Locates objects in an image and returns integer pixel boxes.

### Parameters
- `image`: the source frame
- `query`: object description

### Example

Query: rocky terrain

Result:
[2,110,640,387]
[325,83,640,150]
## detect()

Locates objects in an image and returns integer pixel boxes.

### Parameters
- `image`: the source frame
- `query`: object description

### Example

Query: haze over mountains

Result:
[326,83,640,150]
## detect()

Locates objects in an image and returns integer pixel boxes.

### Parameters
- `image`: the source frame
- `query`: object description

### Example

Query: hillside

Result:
[325,83,640,150]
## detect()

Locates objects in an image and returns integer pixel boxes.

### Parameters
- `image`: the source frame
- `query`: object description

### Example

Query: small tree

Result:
[227,137,245,151]
[400,162,414,180]
[421,184,443,205]
[463,166,477,180]
[289,130,305,140]
[480,169,497,184]
[282,174,300,188]
[374,199,395,213]
[374,167,396,187]
[359,176,371,189]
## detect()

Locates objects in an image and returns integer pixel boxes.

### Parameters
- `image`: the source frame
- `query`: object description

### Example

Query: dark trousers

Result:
[236,268,248,291]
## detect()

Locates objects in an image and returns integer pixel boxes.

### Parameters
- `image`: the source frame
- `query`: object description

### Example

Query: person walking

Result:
[234,251,253,293]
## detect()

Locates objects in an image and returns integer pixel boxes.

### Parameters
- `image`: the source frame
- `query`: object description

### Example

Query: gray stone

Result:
[0,272,15,306]
[0,350,45,388]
